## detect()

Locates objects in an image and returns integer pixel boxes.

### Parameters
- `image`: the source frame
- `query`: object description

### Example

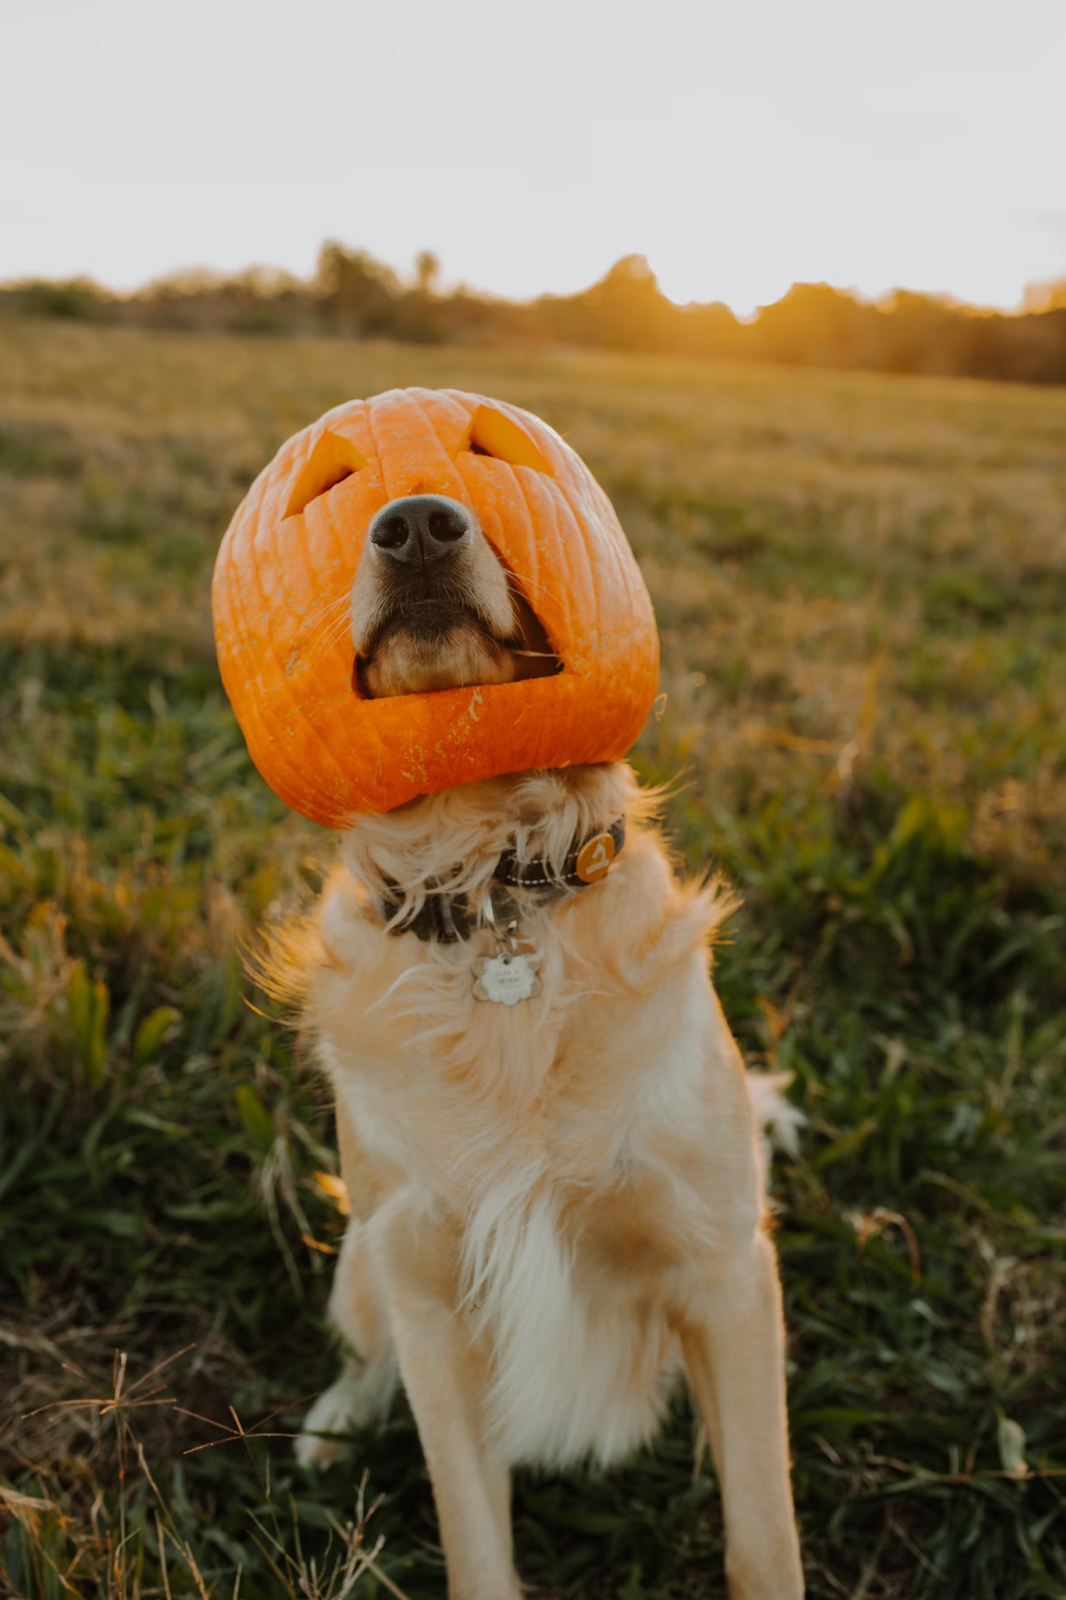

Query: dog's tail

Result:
[746,1071,804,1161]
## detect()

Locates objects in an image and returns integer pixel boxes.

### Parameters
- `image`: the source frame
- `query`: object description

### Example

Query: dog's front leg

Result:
[679,1232,804,1600]
[383,1210,519,1600]
[390,1295,517,1600]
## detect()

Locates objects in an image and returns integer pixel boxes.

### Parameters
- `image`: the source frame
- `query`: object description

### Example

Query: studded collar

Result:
[380,817,625,943]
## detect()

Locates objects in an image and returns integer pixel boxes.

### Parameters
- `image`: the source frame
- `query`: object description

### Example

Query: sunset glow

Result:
[4,0,1065,314]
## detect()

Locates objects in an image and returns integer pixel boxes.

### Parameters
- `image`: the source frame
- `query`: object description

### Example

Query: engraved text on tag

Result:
[472,953,542,1006]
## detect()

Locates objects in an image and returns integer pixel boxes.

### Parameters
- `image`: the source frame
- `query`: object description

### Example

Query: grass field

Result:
[2,318,1066,1599]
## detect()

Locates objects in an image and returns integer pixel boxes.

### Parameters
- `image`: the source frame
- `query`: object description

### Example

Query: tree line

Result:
[4,244,1066,386]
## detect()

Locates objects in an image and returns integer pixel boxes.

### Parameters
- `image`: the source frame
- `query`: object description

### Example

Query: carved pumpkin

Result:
[212,387,659,825]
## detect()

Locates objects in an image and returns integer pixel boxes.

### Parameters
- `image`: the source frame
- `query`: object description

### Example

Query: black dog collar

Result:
[381,818,625,944]
[495,817,625,890]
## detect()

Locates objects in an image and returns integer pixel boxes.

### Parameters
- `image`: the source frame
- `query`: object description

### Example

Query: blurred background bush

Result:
[4,243,1066,384]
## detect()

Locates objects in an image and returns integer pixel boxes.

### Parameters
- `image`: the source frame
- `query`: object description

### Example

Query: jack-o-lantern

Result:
[212,388,659,825]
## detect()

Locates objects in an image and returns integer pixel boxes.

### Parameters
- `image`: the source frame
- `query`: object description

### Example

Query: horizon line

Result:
[3,247,1064,322]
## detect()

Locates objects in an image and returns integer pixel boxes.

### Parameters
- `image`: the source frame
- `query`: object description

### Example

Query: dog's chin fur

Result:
[277,760,804,1598]
[359,618,516,699]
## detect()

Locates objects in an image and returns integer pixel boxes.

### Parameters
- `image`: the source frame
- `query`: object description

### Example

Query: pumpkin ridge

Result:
[248,478,357,812]
[221,475,356,823]
[241,536,336,816]
[536,478,583,668]
[413,388,473,505]
[521,473,573,668]
[219,509,298,807]
[295,476,367,680]
[454,449,563,664]
[414,386,474,463]
[500,466,557,659]
[363,395,392,503]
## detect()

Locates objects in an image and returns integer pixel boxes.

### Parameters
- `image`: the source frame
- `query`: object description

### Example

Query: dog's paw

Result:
[295,1422,350,1469]
[295,1360,396,1469]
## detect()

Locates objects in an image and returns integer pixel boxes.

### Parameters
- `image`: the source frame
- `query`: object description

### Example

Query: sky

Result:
[3,0,1065,316]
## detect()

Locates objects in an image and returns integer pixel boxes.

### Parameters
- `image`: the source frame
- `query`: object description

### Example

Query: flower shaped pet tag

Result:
[472,951,542,1006]
[472,893,542,1005]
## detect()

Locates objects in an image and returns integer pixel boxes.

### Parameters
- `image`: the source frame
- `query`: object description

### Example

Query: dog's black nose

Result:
[368,494,473,564]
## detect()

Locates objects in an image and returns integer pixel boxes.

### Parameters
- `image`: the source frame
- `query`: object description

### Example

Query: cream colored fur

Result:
[285,763,805,1599]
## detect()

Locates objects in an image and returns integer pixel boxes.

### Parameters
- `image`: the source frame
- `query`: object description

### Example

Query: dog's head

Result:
[351,493,559,698]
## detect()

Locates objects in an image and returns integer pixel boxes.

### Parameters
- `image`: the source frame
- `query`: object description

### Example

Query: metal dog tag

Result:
[473,890,542,1005]
[472,952,542,1006]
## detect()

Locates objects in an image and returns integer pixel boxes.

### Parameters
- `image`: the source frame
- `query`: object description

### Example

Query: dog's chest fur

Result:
[300,778,762,1467]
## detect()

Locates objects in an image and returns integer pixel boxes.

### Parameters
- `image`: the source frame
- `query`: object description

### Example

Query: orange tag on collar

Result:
[575,832,616,884]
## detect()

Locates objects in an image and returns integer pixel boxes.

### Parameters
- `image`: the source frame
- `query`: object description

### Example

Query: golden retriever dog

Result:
[282,491,805,1598]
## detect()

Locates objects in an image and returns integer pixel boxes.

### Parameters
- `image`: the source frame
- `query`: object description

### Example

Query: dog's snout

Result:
[368,495,473,564]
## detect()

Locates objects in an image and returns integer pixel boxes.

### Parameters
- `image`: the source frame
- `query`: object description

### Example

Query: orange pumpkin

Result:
[212,388,659,825]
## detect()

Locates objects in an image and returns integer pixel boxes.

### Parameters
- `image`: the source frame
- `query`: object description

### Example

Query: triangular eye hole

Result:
[285,430,368,517]
[457,405,554,476]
